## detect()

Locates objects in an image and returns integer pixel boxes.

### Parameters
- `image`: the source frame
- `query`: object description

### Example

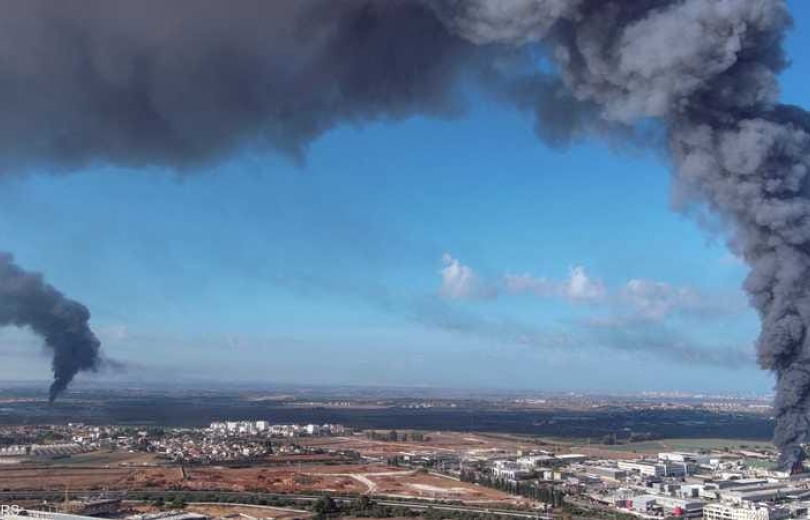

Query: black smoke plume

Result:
[0,254,100,401]
[431,0,809,471]
[0,0,808,467]
[0,0,475,169]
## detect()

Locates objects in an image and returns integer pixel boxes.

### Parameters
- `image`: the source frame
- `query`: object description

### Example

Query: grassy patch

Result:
[597,438,774,454]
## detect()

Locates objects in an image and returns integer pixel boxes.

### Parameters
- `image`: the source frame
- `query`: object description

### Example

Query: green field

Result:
[597,438,774,454]
[34,450,165,467]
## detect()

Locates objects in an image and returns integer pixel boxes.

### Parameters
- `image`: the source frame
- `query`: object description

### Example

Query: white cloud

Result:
[502,272,557,296]
[438,256,741,323]
[719,252,745,267]
[503,266,605,303]
[566,266,607,302]
[439,253,496,301]
[620,279,742,321]
[621,279,697,320]
[97,324,129,342]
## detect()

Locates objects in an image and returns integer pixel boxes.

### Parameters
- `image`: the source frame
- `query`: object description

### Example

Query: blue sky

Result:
[1,1,809,393]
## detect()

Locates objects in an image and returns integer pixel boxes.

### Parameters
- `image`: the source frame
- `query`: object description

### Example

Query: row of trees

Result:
[313,495,521,520]
[364,430,430,442]
[600,431,664,446]
[133,492,305,508]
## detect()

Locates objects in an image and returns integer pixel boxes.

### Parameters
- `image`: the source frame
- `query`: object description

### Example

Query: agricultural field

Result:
[300,430,558,460]
[591,438,774,455]
[37,450,166,467]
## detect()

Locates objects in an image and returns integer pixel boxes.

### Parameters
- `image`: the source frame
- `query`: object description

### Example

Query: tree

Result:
[350,495,372,513]
[313,495,338,515]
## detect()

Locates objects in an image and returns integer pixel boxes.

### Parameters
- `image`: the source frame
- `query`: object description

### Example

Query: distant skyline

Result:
[1,1,809,394]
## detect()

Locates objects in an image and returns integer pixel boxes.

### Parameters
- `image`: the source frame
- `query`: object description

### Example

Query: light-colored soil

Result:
[299,431,552,460]
[186,503,312,520]
[128,502,311,520]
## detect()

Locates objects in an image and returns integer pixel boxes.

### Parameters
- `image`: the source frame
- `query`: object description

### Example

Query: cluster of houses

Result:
[208,420,346,438]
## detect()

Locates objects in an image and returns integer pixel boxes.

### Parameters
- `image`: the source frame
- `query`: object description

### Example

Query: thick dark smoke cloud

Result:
[0,0,476,170]
[0,254,100,400]
[0,0,808,468]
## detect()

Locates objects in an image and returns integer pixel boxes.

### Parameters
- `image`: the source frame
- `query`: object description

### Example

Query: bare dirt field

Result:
[366,471,519,505]
[0,466,182,491]
[0,460,520,507]
[171,463,519,504]
[299,431,559,460]
[184,466,366,494]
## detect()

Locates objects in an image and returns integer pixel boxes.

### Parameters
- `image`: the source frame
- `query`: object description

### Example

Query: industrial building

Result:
[618,459,690,478]
[703,502,790,520]
[555,453,587,464]
[584,465,627,481]
[625,495,705,519]
[658,452,711,465]
[702,481,800,505]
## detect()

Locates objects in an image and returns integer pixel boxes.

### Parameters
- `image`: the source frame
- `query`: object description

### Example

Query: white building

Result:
[584,465,627,481]
[618,459,688,478]
[659,452,710,466]
[517,454,556,469]
[493,460,531,481]
[704,503,790,520]
[556,454,587,464]
[0,446,26,457]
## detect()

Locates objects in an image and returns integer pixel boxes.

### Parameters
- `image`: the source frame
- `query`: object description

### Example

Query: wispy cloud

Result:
[439,254,744,322]
[581,315,754,368]
[618,279,744,321]
[86,259,752,377]
[504,266,606,303]
[439,253,497,301]
[97,324,129,343]
[719,252,745,267]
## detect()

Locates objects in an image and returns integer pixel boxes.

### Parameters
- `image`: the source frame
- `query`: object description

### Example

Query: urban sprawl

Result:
[0,421,807,520]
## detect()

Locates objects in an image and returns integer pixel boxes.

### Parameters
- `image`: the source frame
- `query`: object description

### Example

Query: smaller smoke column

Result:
[0,253,101,401]
[791,448,806,475]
